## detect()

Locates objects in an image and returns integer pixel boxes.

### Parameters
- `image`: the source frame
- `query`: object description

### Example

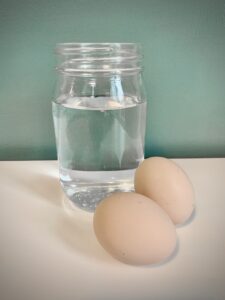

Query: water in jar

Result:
[52,96,146,211]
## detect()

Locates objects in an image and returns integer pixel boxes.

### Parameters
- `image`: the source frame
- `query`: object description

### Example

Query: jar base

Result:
[60,168,135,212]
[62,182,134,212]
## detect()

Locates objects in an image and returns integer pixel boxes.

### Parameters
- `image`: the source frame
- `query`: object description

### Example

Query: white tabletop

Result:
[0,159,225,300]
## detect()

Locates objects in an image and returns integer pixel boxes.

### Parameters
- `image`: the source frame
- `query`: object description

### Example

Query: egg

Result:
[93,192,177,265]
[134,157,194,225]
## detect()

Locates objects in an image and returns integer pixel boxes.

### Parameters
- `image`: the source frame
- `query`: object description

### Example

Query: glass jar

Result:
[52,43,147,211]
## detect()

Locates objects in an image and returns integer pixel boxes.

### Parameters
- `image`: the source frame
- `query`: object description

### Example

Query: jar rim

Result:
[55,43,143,74]
[55,43,142,54]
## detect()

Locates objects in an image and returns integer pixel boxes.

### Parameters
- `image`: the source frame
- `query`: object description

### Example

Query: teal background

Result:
[0,0,225,160]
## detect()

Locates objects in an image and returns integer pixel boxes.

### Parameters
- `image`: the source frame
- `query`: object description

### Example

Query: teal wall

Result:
[0,0,225,160]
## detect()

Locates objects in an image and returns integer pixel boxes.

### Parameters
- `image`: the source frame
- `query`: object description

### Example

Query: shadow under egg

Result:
[176,206,197,228]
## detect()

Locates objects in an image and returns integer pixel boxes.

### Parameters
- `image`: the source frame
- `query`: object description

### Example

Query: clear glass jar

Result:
[52,43,147,211]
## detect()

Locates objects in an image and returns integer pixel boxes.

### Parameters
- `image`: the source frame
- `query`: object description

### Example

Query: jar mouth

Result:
[55,43,142,74]
[56,43,141,54]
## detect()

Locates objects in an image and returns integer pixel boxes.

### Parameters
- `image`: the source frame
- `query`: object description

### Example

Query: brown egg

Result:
[93,192,177,265]
[135,157,195,225]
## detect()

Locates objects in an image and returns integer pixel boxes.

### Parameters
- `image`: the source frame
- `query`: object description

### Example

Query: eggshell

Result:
[134,157,194,225]
[93,192,177,265]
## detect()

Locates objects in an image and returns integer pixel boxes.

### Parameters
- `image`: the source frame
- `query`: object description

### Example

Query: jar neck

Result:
[55,43,142,76]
